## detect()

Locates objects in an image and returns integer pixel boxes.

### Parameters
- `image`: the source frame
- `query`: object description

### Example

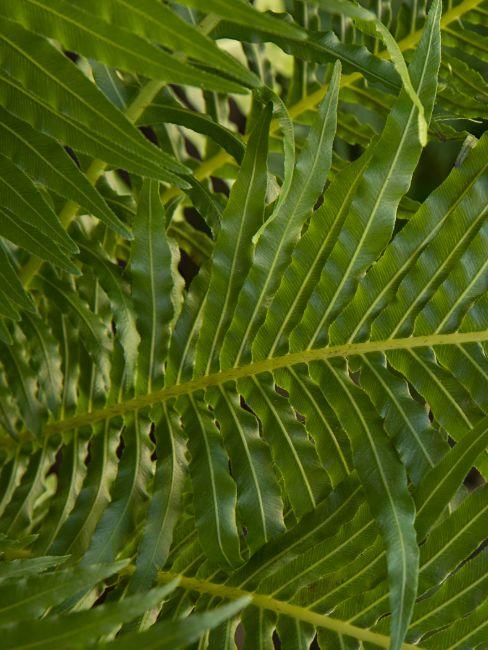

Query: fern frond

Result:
[0,0,486,648]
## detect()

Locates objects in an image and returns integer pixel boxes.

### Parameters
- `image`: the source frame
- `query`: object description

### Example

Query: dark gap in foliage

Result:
[410,139,461,201]
[85,440,92,467]
[471,119,488,138]
[456,534,487,571]
[393,217,409,236]
[117,169,132,190]
[64,146,80,168]
[275,385,289,399]
[149,422,156,445]
[63,50,79,63]
[349,143,363,161]
[313,192,325,211]
[92,583,115,607]
[149,423,157,462]
[116,431,126,460]
[211,175,230,198]
[47,447,63,477]
[465,466,484,491]
[184,136,202,161]
[228,98,246,134]
[139,125,159,147]
[171,85,198,112]
[180,199,211,282]
[185,206,211,237]
[178,248,199,287]
[471,537,488,559]
[239,395,256,417]
[275,72,288,94]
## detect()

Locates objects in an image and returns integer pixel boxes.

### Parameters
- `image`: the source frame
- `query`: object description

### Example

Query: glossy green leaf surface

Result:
[0,1,486,648]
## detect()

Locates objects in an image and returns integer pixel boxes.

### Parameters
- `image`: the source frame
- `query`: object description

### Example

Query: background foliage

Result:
[0,0,486,648]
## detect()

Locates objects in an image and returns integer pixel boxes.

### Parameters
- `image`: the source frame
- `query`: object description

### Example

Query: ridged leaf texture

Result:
[0,0,486,648]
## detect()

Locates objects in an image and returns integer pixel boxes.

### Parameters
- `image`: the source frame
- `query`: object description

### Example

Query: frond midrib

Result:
[11,329,488,444]
[157,570,421,650]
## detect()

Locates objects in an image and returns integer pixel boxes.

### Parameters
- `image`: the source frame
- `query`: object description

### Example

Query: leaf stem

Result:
[10,329,488,446]
[158,571,421,649]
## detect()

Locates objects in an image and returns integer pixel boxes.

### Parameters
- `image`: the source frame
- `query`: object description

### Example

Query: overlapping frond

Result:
[0,0,486,648]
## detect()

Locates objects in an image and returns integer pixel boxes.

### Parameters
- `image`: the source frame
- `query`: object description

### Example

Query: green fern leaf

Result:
[0,1,486,648]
